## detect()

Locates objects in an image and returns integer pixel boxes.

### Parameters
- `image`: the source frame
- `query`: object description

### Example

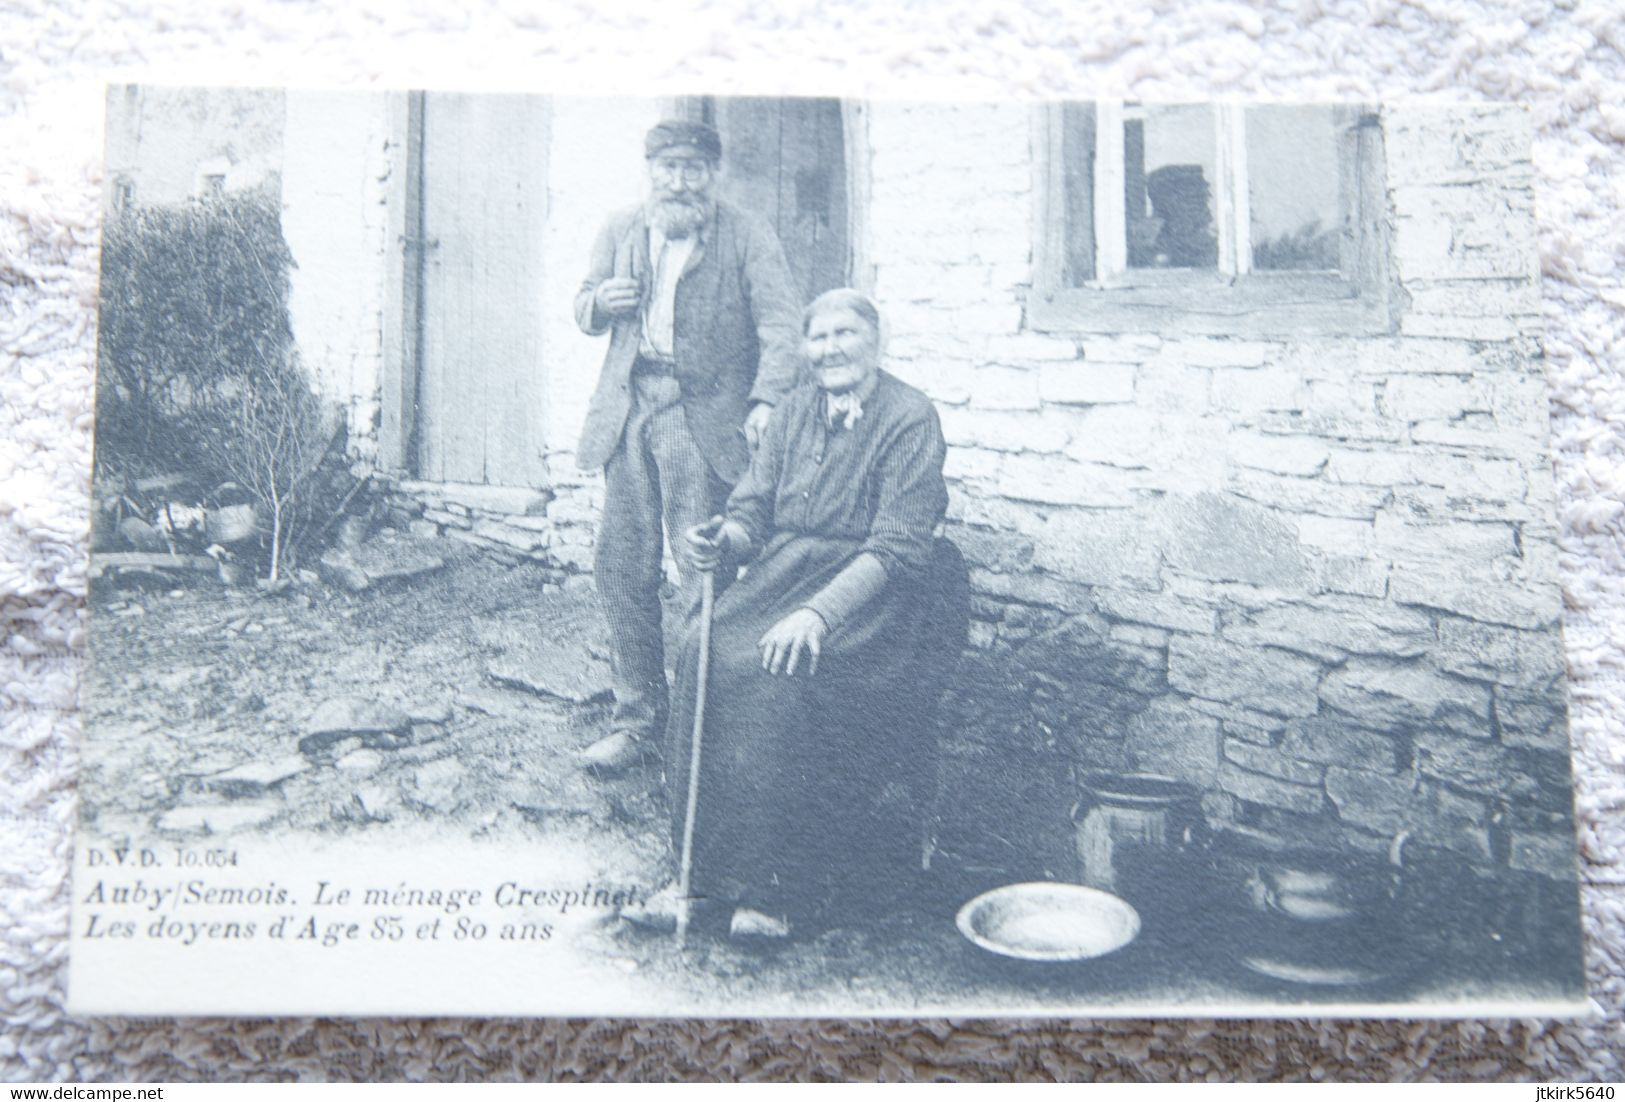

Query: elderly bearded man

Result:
[574,120,803,772]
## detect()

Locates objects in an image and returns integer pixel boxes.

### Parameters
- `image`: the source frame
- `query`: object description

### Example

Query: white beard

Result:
[649,196,711,238]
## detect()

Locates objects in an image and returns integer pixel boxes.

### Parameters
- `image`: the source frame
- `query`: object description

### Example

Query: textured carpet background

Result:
[3,0,1623,1082]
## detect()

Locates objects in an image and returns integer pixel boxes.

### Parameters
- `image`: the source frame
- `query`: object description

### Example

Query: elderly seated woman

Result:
[624,288,967,941]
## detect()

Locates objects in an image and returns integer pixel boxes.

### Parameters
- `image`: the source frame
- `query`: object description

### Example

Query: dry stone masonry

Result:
[307,99,1571,885]
[855,102,1570,876]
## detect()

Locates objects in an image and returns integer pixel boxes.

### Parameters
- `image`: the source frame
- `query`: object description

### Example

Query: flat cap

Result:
[644,119,723,162]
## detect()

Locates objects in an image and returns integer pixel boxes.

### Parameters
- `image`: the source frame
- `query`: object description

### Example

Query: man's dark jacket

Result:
[573,199,804,484]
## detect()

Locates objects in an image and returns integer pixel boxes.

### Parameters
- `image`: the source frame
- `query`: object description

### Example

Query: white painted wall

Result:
[539,97,665,463]
[278,93,662,487]
[280,91,401,461]
[103,86,286,209]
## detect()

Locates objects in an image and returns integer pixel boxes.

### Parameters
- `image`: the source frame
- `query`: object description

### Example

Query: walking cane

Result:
[675,567,716,949]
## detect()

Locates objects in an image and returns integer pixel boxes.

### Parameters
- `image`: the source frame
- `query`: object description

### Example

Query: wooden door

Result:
[414,93,549,487]
[708,97,849,302]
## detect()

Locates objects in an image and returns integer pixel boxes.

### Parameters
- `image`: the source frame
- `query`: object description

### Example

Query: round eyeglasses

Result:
[651,157,713,184]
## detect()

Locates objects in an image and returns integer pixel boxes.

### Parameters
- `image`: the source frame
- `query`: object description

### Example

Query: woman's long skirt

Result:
[664,534,966,925]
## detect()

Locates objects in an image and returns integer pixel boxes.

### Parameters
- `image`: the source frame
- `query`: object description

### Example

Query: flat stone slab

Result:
[203,755,310,795]
[319,536,445,592]
[355,785,399,820]
[512,800,601,827]
[91,552,215,587]
[397,479,552,517]
[300,697,414,757]
[178,748,254,778]
[487,646,612,705]
[350,537,446,584]
[305,697,412,736]
[412,758,466,812]
[157,801,281,834]
[336,748,384,775]
[317,549,371,592]
[454,687,532,719]
[407,701,455,726]
[392,738,453,765]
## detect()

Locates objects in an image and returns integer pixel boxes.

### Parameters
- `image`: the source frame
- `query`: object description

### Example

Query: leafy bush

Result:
[98,189,294,470]
[96,189,348,580]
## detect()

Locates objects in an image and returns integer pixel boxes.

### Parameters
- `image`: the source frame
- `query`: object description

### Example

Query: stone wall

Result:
[861,102,1572,878]
[378,466,598,583]
[329,98,1571,882]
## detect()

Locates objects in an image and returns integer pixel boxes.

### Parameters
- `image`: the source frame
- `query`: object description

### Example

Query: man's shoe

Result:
[728,907,791,940]
[578,731,652,774]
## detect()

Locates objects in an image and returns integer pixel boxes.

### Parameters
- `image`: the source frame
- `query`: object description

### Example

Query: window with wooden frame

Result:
[1031,102,1393,336]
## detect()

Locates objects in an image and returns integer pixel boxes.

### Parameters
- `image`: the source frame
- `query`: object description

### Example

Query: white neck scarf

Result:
[825,391,864,431]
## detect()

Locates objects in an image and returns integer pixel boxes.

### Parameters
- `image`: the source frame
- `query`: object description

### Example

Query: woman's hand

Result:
[684,515,731,573]
[758,608,828,677]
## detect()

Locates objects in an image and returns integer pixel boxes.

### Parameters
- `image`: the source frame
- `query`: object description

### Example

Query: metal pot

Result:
[1233,842,1414,989]
[1070,772,1208,895]
[205,503,258,544]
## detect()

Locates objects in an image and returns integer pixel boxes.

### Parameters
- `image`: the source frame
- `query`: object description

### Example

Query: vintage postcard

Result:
[71,88,1586,1017]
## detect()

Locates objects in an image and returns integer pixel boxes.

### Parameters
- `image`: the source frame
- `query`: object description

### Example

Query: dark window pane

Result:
[1248,106,1345,272]
[1125,104,1217,270]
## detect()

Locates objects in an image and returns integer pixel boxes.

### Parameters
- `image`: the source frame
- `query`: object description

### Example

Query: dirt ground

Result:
[80,535,1568,1013]
[84,539,629,841]
[80,536,1087,1011]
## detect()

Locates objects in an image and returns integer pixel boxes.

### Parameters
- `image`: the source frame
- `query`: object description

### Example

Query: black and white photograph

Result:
[71,87,1586,1017]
